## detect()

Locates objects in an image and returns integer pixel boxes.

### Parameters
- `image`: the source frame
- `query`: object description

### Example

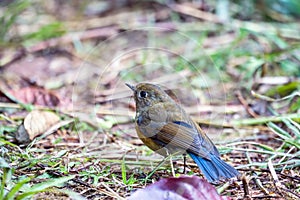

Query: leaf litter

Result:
[0,1,299,199]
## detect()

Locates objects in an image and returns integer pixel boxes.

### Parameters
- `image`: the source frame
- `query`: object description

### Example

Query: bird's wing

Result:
[191,120,220,156]
[152,121,217,159]
[143,102,219,158]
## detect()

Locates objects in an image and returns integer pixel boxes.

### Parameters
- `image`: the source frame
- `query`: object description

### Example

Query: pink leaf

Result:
[8,87,60,107]
[129,176,231,200]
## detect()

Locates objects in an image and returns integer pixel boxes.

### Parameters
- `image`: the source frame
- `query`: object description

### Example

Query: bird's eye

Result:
[139,90,148,98]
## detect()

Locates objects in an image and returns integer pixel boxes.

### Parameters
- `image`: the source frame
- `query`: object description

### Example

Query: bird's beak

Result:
[125,83,136,92]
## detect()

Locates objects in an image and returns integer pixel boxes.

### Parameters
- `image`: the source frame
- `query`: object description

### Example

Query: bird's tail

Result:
[189,153,239,183]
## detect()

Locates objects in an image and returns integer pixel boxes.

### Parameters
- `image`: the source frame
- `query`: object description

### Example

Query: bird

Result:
[126,82,239,183]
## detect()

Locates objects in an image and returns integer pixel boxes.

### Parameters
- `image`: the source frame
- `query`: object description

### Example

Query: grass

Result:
[0,0,300,199]
[0,156,78,200]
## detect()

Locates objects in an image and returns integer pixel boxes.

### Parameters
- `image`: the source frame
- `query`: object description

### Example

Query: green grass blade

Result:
[121,156,127,184]
[232,113,300,126]
[289,119,300,132]
[286,139,300,149]
[283,118,300,137]
[5,177,31,200]
[0,158,11,199]
[0,169,11,199]
[15,175,75,200]
[268,122,292,140]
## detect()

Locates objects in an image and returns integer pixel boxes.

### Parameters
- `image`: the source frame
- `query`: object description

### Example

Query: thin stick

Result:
[170,155,175,177]
[100,182,126,200]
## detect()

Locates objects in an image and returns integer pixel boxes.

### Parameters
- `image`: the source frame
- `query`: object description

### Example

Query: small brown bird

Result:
[126,82,239,182]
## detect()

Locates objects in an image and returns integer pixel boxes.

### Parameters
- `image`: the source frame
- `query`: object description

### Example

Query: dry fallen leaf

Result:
[8,87,61,107]
[129,176,231,200]
[18,110,60,143]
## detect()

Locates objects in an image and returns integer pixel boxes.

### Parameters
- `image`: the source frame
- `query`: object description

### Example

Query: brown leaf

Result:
[23,110,60,140]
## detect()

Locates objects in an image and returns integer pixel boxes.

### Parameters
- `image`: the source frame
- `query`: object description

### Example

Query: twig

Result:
[241,174,250,199]
[169,155,175,177]
[168,3,221,23]
[268,159,300,199]
[279,173,300,182]
[236,90,259,118]
[232,113,300,126]
[100,182,126,200]
[217,181,230,194]
[251,90,300,102]
[252,172,270,195]
[228,147,294,157]
[74,131,100,151]
[278,146,295,166]
[251,195,282,199]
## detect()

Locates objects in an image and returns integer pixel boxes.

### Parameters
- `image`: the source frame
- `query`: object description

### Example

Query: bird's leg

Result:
[183,153,187,174]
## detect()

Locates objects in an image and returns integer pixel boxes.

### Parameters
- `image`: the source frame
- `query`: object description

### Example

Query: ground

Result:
[0,1,299,199]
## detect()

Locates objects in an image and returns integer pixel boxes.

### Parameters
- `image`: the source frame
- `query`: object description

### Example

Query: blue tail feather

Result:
[189,153,239,182]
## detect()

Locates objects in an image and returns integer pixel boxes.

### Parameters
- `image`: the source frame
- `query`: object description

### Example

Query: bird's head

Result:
[126,83,172,110]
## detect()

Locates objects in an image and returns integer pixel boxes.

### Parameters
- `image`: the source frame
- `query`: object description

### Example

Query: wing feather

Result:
[152,122,213,159]
[141,102,220,158]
